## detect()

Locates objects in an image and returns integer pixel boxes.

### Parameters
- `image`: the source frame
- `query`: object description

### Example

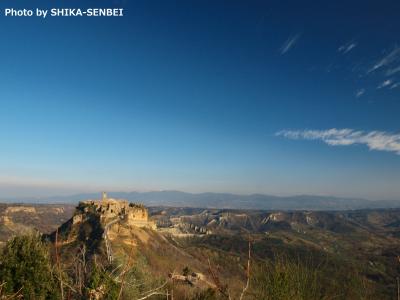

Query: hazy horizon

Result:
[0,185,398,202]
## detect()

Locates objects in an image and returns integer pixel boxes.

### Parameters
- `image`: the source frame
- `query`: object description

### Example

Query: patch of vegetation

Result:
[86,263,120,300]
[249,254,374,300]
[0,233,59,299]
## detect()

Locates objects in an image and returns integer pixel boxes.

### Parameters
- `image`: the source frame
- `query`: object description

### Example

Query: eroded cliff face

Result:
[152,208,399,237]
[0,204,75,246]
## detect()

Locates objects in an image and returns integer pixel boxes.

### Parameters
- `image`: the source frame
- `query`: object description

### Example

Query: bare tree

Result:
[206,237,253,300]
[117,240,135,300]
[207,258,231,299]
[55,229,64,300]
[239,240,251,300]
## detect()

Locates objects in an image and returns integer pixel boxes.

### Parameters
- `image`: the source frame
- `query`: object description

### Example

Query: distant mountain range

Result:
[1,191,400,210]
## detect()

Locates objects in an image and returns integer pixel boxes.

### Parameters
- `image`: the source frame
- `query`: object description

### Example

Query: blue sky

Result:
[0,0,399,199]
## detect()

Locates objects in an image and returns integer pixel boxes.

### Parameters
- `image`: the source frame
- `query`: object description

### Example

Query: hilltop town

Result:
[72,192,156,230]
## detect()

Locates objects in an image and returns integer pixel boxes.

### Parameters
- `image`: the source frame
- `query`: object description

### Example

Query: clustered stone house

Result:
[72,192,156,229]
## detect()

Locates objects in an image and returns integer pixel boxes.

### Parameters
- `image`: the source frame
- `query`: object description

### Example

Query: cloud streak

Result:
[368,47,400,73]
[338,42,357,54]
[280,34,301,54]
[390,82,400,89]
[355,88,365,97]
[377,79,393,89]
[386,65,400,76]
[276,129,400,155]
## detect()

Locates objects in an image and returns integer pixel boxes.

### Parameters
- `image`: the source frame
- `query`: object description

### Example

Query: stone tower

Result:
[102,191,108,202]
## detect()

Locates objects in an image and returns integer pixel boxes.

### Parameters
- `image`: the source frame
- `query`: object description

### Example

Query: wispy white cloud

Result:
[377,79,393,89]
[276,129,400,155]
[368,47,400,73]
[338,42,357,54]
[280,34,301,54]
[390,82,400,89]
[355,88,365,98]
[385,65,400,76]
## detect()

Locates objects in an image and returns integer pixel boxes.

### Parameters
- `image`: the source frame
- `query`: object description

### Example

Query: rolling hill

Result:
[3,191,400,210]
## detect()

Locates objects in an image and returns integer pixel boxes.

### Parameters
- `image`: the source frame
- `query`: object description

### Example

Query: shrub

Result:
[250,255,322,300]
[86,263,120,300]
[250,254,373,300]
[0,233,59,299]
[190,288,219,300]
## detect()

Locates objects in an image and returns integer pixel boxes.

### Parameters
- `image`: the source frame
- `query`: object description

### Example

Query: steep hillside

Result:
[0,203,75,246]
[48,197,246,299]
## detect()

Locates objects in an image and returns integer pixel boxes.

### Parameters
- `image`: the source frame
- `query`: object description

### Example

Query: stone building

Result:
[74,192,156,229]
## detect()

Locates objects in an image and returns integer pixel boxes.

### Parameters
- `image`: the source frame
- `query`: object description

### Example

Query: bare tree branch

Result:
[239,239,251,300]
[117,240,136,300]
[55,229,65,300]
[135,281,168,300]
[136,291,167,300]
[0,282,23,299]
[207,258,231,299]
